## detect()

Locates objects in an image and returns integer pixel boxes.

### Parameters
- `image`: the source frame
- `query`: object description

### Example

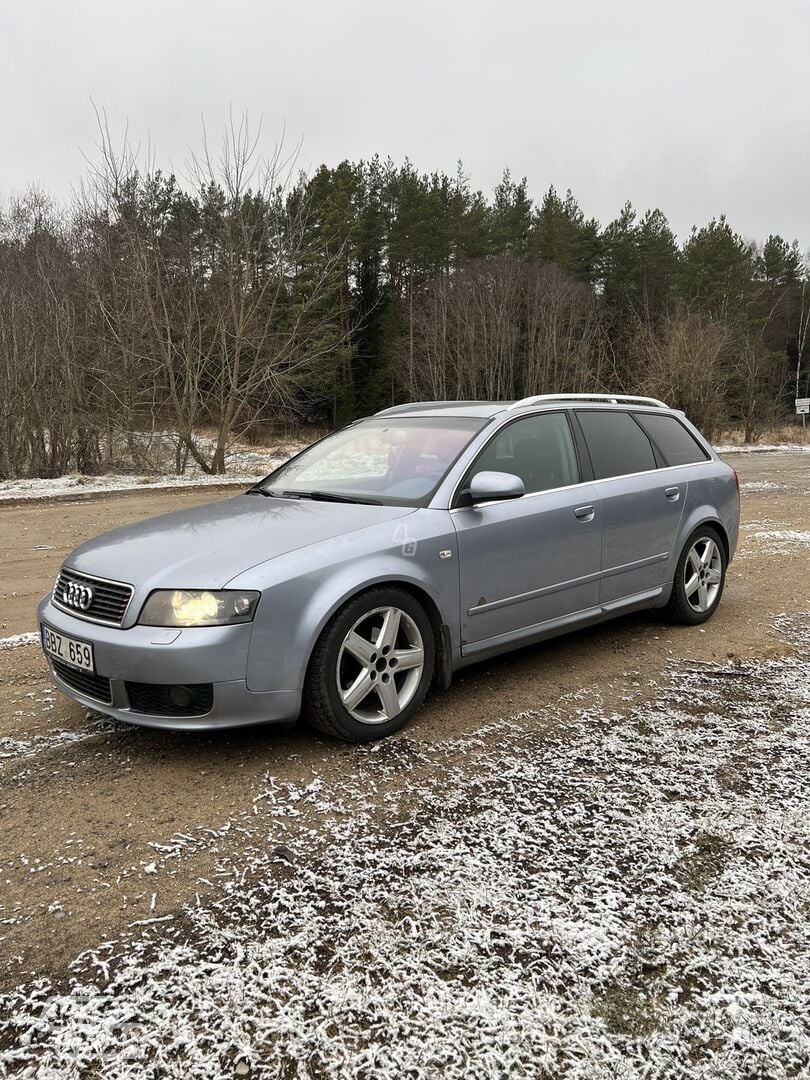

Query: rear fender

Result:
[670,505,731,579]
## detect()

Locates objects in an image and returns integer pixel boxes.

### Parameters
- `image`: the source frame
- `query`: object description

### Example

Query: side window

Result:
[466,412,580,496]
[576,410,656,480]
[633,413,710,466]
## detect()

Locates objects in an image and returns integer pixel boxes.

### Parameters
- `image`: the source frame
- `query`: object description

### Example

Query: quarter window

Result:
[576,410,656,479]
[466,412,579,496]
[633,413,710,466]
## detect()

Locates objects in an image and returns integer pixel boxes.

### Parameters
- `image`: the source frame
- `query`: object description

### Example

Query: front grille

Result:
[52,566,134,626]
[125,682,214,718]
[51,658,113,705]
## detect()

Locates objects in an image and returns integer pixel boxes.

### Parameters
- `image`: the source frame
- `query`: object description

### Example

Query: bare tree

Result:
[632,313,731,439]
[522,262,608,395]
[84,113,346,474]
[731,339,782,443]
[795,277,810,404]
[0,189,104,478]
[405,257,608,402]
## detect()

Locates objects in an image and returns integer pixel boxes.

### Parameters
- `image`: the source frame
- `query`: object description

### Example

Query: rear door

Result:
[452,411,602,650]
[574,409,686,604]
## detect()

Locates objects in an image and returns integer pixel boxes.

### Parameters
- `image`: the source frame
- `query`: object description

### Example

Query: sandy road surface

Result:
[0,453,808,1077]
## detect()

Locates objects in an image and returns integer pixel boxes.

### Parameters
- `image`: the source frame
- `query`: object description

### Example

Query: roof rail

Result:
[507,393,669,411]
[375,400,489,416]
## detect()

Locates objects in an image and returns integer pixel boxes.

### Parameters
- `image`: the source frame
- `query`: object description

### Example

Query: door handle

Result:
[574,504,595,521]
[664,486,681,501]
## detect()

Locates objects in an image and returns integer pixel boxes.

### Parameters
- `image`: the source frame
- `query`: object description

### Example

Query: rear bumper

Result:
[37,596,301,730]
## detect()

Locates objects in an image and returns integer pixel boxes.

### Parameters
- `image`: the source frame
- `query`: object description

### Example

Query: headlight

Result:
[138,590,260,627]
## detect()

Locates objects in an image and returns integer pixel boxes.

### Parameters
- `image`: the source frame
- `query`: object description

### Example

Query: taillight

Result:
[733,469,740,494]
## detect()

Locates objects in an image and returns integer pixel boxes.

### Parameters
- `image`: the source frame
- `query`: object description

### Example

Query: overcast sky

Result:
[3,0,808,246]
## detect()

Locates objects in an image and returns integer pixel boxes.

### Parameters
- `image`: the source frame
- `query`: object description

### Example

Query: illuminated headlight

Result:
[138,590,260,627]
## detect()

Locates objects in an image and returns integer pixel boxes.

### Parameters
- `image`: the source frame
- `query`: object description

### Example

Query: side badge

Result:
[439,550,453,560]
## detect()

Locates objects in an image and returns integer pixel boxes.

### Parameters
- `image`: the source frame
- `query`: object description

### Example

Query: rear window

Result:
[576,410,656,479]
[633,413,710,466]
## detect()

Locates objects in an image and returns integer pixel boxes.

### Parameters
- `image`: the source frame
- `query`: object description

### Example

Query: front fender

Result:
[232,512,459,694]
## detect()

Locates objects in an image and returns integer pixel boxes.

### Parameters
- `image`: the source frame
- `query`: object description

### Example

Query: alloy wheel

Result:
[683,536,723,613]
[335,606,425,724]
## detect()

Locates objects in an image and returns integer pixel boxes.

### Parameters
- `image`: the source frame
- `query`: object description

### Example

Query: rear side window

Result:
[576,410,656,480]
[633,413,710,466]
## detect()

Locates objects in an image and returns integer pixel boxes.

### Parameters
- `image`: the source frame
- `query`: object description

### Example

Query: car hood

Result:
[64,494,416,593]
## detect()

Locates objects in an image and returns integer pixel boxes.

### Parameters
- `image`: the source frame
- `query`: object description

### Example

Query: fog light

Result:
[168,685,193,708]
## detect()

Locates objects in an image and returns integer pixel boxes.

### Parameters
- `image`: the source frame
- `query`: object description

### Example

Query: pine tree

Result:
[531,187,601,283]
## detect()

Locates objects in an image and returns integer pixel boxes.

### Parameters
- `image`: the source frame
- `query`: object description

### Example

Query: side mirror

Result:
[468,470,525,504]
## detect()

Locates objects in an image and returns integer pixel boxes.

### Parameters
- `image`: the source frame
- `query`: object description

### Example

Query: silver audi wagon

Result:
[38,394,740,741]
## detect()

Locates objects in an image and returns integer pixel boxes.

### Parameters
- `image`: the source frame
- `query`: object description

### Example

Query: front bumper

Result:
[37,597,301,730]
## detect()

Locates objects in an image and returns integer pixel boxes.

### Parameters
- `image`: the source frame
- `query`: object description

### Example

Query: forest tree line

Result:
[1,121,808,479]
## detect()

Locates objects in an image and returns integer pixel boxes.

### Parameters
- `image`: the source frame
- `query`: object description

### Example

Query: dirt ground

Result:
[0,452,808,996]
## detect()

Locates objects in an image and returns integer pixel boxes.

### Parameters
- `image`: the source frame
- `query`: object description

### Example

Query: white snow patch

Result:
[737,521,810,558]
[0,717,117,762]
[740,479,783,492]
[0,632,39,651]
[0,469,274,503]
[716,442,810,455]
[0,438,306,502]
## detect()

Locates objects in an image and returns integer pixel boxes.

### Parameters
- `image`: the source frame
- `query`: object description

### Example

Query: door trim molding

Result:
[461,586,666,659]
[602,549,669,580]
[468,568,601,616]
[467,551,669,616]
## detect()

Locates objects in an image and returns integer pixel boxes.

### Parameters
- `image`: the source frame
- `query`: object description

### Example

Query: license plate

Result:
[41,624,95,673]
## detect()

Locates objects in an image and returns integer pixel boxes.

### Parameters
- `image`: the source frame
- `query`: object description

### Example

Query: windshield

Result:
[256,416,487,506]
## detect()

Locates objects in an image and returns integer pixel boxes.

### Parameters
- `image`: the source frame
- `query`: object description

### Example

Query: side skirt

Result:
[456,586,666,668]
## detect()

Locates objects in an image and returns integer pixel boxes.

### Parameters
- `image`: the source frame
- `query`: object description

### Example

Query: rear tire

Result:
[663,526,726,625]
[303,587,435,742]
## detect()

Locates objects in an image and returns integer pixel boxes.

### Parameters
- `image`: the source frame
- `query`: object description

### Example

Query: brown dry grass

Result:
[716,421,808,446]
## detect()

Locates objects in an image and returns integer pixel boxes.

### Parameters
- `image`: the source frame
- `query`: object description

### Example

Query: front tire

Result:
[303,587,435,742]
[664,526,726,625]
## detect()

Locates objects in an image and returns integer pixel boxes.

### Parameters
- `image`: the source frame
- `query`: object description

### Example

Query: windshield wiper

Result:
[283,490,383,505]
[246,487,300,498]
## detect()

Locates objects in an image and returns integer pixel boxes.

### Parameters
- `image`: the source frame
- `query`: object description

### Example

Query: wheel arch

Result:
[306,578,451,691]
[684,516,730,562]
[245,545,459,696]
[663,514,729,625]
[676,511,730,565]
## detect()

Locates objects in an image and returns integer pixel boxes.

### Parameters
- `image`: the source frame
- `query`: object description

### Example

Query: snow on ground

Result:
[0,472,262,502]
[744,529,810,556]
[716,442,810,455]
[0,632,39,651]
[0,440,305,502]
[740,479,782,492]
[0,717,117,763]
[1,616,809,1079]
[0,466,284,503]
[736,520,810,559]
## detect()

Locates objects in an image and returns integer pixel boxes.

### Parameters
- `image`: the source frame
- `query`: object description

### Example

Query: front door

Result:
[451,412,602,651]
